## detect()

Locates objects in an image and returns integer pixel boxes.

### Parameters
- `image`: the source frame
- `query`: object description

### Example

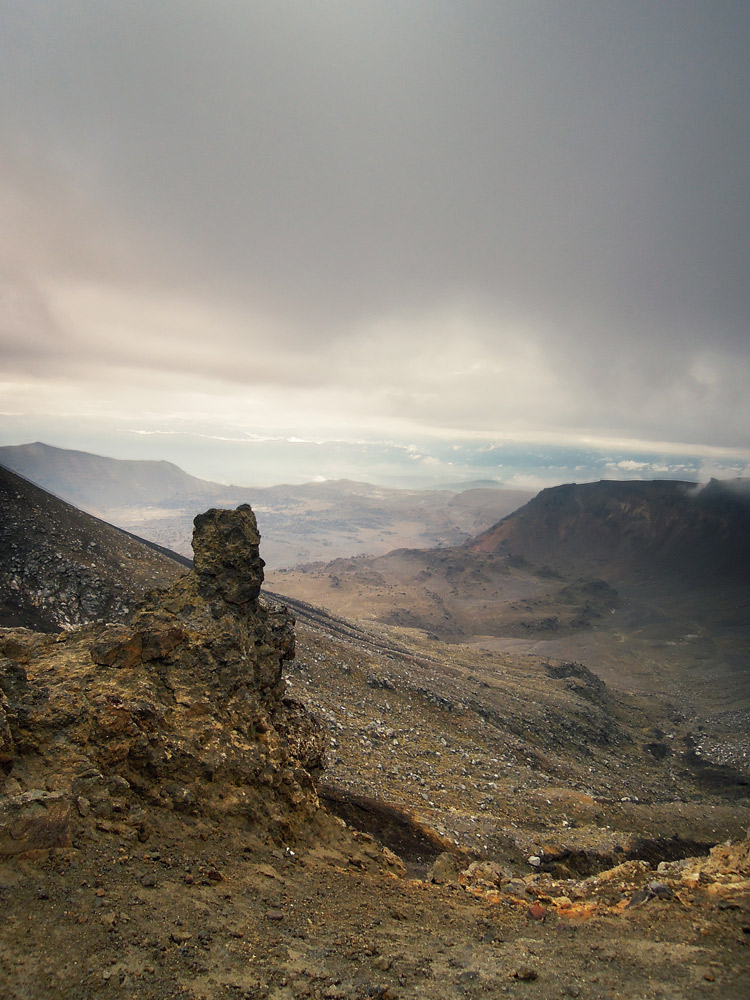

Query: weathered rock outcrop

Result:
[0,505,325,854]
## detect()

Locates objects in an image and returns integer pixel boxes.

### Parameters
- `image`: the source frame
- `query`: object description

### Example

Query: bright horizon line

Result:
[1,437,747,495]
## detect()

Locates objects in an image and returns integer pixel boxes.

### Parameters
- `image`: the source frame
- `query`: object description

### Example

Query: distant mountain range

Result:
[0,443,533,568]
[271,476,750,624]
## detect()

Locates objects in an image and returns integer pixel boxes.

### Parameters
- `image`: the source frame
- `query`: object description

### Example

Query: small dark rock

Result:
[647,880,673,899]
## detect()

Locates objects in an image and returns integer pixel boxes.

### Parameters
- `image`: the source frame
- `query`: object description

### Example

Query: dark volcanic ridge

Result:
[266,478,750,732]
[470,477,750,588]
[0,464,189,632]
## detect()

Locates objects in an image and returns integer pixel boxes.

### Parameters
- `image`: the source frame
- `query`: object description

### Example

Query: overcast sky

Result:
[1,1,749,487]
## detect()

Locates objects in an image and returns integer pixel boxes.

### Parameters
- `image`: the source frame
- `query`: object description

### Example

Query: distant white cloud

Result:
[608,460,650,472]
[699,458,750,482]
[131,429,285,445]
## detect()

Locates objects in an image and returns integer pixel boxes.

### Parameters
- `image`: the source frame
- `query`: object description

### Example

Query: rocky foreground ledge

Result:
[1,506,750,998]
[0,505,328,853]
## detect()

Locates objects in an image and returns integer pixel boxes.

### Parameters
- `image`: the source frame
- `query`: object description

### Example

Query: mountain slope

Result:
[0,441,227,508]
[1,482,749,997]
[2,473,747,856]
[0,464,189,631]
[469,478,750,587]
[266,478,750,722]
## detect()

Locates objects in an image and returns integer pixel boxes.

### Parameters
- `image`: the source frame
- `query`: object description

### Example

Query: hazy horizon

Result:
[1,435,745,494]
[2,3,749,488]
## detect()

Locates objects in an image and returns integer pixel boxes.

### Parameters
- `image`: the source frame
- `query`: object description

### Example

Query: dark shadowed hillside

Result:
[0,441,228,509]
[267,478,750,729]
[469,478,750,588]
[0,464,189,631]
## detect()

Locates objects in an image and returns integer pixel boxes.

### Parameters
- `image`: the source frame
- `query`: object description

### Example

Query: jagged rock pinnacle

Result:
[193,504,265,607]
[0,502,324,852]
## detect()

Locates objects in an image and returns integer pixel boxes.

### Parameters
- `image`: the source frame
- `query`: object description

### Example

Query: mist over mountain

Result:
[0,442,533,568]
[0,441,230,509]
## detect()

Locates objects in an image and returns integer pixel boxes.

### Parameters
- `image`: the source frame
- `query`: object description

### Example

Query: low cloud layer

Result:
[2,2,749,484]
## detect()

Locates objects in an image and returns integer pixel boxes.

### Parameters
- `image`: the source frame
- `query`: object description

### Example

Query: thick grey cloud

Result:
[1,1,749,473]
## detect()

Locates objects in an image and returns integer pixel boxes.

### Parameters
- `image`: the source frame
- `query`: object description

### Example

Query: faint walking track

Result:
[263,588,442,665]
